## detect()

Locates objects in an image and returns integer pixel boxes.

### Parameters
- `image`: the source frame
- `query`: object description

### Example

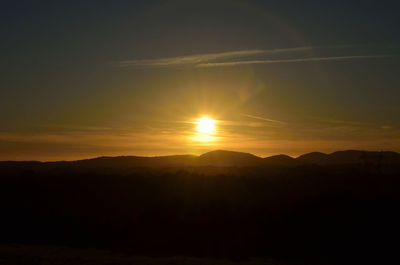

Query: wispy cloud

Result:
[241,114,286,125]
[118,47,313,68]
[196,55,390,67]
[312,118,372,127]
[118,46,391,69]
[120,50,264,67]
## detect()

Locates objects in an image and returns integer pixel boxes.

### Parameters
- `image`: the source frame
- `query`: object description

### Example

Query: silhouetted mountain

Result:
[1,150,400,170]
[328,150,400,165]
[197,150,263,166]
[263,154,298,166]
[71,154,197,168]
[296,150,400,166]
[296,152,330,164]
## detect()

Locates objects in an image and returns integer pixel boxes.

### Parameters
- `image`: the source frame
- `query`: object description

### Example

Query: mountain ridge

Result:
[1,150,400,168]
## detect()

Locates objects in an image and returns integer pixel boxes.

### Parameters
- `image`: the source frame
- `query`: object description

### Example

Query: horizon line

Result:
[0,149,397,163]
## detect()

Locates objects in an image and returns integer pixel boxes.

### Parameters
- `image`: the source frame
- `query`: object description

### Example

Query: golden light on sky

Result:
[1,1,399,162]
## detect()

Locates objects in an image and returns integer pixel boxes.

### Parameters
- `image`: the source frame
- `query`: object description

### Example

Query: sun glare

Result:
[196,117,216,134]
[191,116,218,143]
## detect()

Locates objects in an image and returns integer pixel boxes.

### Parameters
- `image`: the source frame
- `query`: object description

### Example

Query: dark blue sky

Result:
[1,0,399,160]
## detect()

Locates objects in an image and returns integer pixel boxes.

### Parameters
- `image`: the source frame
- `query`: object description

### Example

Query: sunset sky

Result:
[1,0,400,161]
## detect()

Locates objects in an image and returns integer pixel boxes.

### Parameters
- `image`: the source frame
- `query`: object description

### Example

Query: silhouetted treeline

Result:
[1,152,400,264]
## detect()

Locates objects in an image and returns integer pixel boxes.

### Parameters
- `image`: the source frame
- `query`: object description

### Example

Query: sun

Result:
[196,117,216,134]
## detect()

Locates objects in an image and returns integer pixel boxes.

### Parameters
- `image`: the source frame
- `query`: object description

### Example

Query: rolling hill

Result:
[1,150,400,171]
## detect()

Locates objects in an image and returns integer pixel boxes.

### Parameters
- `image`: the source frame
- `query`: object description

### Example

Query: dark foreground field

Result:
[1,150,399,264]
[0,244,311,265]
